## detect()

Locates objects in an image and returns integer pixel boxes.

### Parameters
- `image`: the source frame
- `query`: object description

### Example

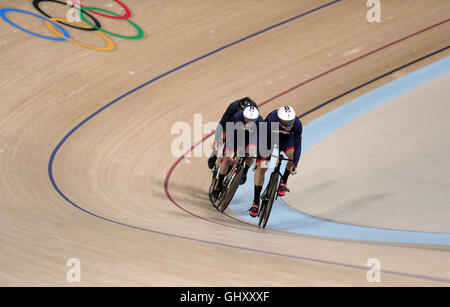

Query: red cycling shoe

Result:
[249,203,259,218]
[278,182,290,196]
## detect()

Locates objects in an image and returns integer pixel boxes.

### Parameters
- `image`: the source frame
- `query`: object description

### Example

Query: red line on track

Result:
[164,19,450,227]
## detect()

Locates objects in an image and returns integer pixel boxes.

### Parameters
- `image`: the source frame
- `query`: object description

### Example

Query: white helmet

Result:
[278,106,296,126]
[243,106,259,122]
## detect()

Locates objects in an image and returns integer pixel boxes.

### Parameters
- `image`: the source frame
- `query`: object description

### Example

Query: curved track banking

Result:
[49,14,450,283]
[49,0,343,231]
[164,20,449,228]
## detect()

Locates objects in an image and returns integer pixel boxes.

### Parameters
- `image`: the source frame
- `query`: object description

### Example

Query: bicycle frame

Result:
[258,150,294,228]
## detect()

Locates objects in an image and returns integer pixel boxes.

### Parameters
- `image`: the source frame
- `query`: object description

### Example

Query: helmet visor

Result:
[280,118,295,127]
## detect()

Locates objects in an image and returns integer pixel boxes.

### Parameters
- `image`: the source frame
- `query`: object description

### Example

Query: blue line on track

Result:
[49,0,341,213]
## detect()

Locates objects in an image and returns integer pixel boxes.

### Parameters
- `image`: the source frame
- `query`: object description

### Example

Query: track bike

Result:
[258,148,295,229]
[209,151,249,213]
[209,125,256,212]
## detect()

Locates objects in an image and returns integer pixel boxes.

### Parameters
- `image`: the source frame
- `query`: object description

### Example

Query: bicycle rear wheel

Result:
[218,163,244,212]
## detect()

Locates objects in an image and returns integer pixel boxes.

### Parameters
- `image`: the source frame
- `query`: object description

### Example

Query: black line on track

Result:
[298,45,450,119]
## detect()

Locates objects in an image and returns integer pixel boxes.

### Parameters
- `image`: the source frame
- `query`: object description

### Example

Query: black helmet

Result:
[237,97,254,111]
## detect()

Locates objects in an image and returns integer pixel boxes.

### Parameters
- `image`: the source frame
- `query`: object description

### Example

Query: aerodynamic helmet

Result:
[278,106,296,127]
[243,106,259,122]
[237,97,254,111]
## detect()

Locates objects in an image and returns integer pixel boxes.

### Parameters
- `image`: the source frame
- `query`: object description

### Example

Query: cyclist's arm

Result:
[214,123,224,145]
[214,102,236,144]
[219,101,240,128]
[292,120,303,166]
[255,116,276,167]
[292,133,302,166]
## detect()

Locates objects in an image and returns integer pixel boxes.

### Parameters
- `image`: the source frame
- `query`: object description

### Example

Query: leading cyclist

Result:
[249,106,303,217]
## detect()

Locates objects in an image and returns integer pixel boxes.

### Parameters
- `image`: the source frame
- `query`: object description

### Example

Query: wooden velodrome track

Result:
[1,0,449,286]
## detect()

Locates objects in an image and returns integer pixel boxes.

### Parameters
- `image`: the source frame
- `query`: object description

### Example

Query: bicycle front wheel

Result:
[261,173,279,228]
[218,164,244,212]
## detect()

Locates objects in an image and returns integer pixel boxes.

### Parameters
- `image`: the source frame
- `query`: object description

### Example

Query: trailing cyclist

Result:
[208,97,258,169]
[212,106,263,200]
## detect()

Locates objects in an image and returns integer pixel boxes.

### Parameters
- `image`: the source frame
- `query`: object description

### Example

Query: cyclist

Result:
[212,106,262,199]
[249,106,303,217]
[208,97,258,169]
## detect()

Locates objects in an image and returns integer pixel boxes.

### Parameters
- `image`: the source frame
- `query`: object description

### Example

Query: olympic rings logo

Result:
[0,0,143,51]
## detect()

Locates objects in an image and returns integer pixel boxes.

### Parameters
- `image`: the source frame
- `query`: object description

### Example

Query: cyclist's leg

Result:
[213,147,234,197]
[209,137,225,168]
[219,147,234,174]
[208,150,217,169]
[249,158,269,217]
[277,135,294,196]
[245,143,257,167]
[281,147,294,184]
[279,133,294,182]
[255,139,273,194]
[239,144,256,185]
[209,127,226,169]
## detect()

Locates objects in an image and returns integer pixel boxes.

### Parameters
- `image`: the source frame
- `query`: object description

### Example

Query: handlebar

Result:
[271,129,291,135]
[236,126,256,133]
[270,151,295,172]
[270,152,294,162]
